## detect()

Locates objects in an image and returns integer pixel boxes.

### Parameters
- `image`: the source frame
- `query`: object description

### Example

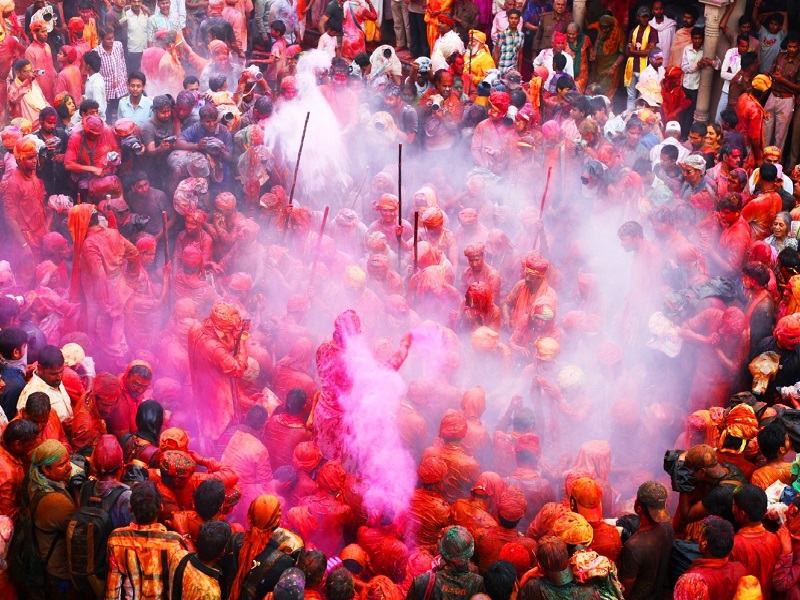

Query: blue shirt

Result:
[117,95,153,127]
[0,363,26,421]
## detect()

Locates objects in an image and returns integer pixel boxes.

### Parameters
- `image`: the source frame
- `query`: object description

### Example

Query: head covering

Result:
[720,404,759,451]
[214,192,236,211]
[1,126,21,150]
[776,313,800,349]
[636,5,651,17]
[317,461,347,493]
[437,13,454,27]
[293,441,323,472]
[458,208,478,225]
[29,439,70,494]
[469,29,486,44]
[248,494,282,530]
[208,39,228,56]
[464,242,485,258]
[30,19,47,32]
[344,266,367,289]
[208,301,242,333]
[92,435,124,475]
[274,568,305,600]
[439,409,468,439]
[471,326,499,350]
[438,526,474,563]
[733,576,764,600]
[284,506,317,540]
[422,207,444,227]
[752,74,772,92]
[489,91,511,114]
[684,444,726,479]
[679,154,706,173]
[230,495,284,600]
[61,44,77,63]
[159,429,190,454]
[113,119,136,138]
[497,486,528,522]
[160,450,196,478]
[636,481,670,523]
[83,115,104,136]
[524,254,549,276]
[570,477,603,522]
[461,387,485,418]
[68,17,85,33]
[552,512,593,546]
[13,137,37,161]
[61,342,85,367]
[764,146,782,161]
[418,456,447,485]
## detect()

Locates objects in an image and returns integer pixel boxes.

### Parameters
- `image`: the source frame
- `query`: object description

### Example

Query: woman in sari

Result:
[565,22,592,93]
[589,14,623,99]
[342,0,378,59]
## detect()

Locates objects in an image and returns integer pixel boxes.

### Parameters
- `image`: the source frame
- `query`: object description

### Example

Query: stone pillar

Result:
[694,0,734,122]
[572,0,586,29]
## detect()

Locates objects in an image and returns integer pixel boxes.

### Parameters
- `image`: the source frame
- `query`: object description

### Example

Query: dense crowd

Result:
[5,0,800,599]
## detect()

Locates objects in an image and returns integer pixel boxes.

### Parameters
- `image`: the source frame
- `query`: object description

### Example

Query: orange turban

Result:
[285,506,317,540]
[498,486,528,522]
[418,456,448,484]
[292,441,322,471]
[13,136,37,161]
[317,461,347,493]
[208,301,242,332]
[160,426,190,451]
[552,512,593,546]
[439,409,468,439]
[721,404,759,447]
[422,207,444,227]
[376,194,399,210]
[249,494,282,530]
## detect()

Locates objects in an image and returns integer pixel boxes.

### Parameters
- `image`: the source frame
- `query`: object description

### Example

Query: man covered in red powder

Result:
[265,388,312,472]
[569,477,622,564]
[459,386,492,468]
[300,460,354,557]
[368,193,413,250]
[502,254,556,332]
[187,301,249,450]
[473,486,532,573]
[461,242,501,299]
[406,456,451,553]
[505,433,555,531]
[71,372,123,451]
[421,409,481,504]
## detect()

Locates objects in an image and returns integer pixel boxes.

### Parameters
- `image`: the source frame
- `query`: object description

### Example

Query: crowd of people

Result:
[5,0,800,598]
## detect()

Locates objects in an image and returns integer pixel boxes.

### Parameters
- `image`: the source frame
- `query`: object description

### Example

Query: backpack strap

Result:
[171,553,193,600]
[161,549,170,599]
[242,546,285,597]
[422,572,437,600]
[30,490,65,564]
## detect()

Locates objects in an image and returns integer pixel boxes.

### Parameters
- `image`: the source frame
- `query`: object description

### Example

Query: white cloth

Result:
[748,170,794,195]
[126,9,149,52]
[170,0,186,28]
[638,63,664,88]
[649,136,689,167]
[431,30,465,71]
[317,31,338,57]
[17,373,74,422]
[649,15,676,59]
[681,45,703,90]
[532,48,574,89]
[84,72,107,120]
[719,47,741,94]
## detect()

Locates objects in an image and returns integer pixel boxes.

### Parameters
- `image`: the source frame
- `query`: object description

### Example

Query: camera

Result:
[430,94,443,111]
[503,105,518,126]
[106,151,119,163]
[35,69,45,76]
[162,135,177,145]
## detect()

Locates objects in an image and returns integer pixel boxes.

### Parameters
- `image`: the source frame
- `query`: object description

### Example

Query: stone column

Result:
[694,0,734,122]
[572,0,586,29]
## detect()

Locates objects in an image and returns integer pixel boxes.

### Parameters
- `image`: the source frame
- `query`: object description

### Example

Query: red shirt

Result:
[732,524,782,600]
[4,167,47,251]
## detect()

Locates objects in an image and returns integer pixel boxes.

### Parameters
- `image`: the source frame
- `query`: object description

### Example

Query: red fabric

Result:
[220,429,273,525]
[64,126,120,169]
[265,413,312,472]
[742,192,783,241]
[474,527,535,574]
[70,393,108,450]
[405,488,452,552]
[736,92,766,164]
[3,167,47,253]
[731,524,782,600]
[420,444,481,504]
[505,467,556,531]
[677,557,748,600]
[587,521,622,564]
[299,492,354,557]
[450,497,497,538]
[0,445,25,520]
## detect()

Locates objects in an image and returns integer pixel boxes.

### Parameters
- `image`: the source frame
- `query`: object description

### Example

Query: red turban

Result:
[181,245,203,268]
[458,208,478,225]
[418,456,448,484]
[160,427,190,451]
[160,450,197,478]
[439,409,468,439]
[376,194,399,211]
[460,386,486,418]
[285,506,317,540]
[61,45,78,63]
[498,486,528,522]
[489,91,511,114]
[42,232,69,254]
[83,115,104,136]
[665,65,683,80]
[229,272,252,292]
[290,206,313,230]
[113,119,136,137]
[281,76,297,93]
[422,207,444,227]
[293,441,322,471]
[466,282,493,313]
[553,32,567,45]
[185,209,207,225]
[93,372,122,404]
[92,434,124,474]
[30,19,47,32]
[473,471,505,500]
[208,301,242,332]
[515,432,541,456]
[136,236,157,253]
[215,192,237,211]
[437,13,454,27]
[775,313,800,348]
[317,460,347,493]
[524,253,549,275]
[464,242,485,258]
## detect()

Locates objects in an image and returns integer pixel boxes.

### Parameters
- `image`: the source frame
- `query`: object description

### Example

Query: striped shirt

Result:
[94,41,128,100]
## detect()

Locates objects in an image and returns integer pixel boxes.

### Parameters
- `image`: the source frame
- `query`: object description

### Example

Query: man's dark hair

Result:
[245,404,269,431]
[506,8,521,18]
[512,407,534,432]
[79,99,101,115]
[691,26,704,38]
[760,162,778,182]
[787,32,800,45]
[738,15,752,27]
[736,34,749,45]
[717,192,742,212]
[701,516,735,557]
[83,51,102,74]
[130,481,162,524]
[3,419,38,447]
[298,550,327,588]
[733,484,768,522]
[721,109,739,129]
[742,261,770,287]
[484,560,517,600]
[555,75,574,92]
[209,74,227,92]
[124,170,149,191]
[129,364,152,379]
[194,478,226,520]
[660,144,679,161]
[254,96,273,118]
[649,206,674,226]
[37,345,64,369]
[97,26,113,39]
[588,96,608,115]
[286,388,307,416]
[572,95,590,117]
[740,52,759,72]
[685,6,699,21]
[767,13,784,26]
[326,567,355,600]
[553,53,567,71]
[12,58,31,74]
[39,106,58,122]
[757,420,787,461]
[199,103,219,121]
[183,75,200,88]
[270,19,287,35]
[618,221,643,238]
[25,391,51,417]
[689,122,707,137]
[197,520,232,562]
[516,449,539,468]
[128,70,146,86]
[152,94,174,112]
[509,88,526,108]
[626,117,643,132]
[0,298,20,329]
[779,247,800,271]
[0,326,28,359]
[385,84,402,98]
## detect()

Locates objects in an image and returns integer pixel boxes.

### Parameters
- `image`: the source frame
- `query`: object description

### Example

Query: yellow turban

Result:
[469,30,486,44]
[752,74,772,92]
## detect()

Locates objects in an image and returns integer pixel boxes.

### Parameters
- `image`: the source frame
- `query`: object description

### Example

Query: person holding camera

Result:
[24,19,56,104]
[7,58,48,124]
[418,69,463,155]
[35,106,69,196]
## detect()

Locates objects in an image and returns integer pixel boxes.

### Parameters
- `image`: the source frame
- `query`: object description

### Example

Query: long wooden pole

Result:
[532,167,552,250]
[397,143,403,274]
[309,206,330,288]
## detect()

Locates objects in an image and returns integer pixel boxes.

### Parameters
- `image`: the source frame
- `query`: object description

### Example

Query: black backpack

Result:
[66,480,127,597]
[8,490,58,593]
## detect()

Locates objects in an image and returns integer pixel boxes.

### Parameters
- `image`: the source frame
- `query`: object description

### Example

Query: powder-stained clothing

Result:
[105,522,186,600]
[618,522,674,600]
[673,556,747,600]
[0,446,25,520]
[264,413,312,471]
[750,462,793,490]
[3,167,47,254]
[587,521,622,565]
[168,549,223,600]
[505,467,556,531]
[220,429,273,525]
[731,524,782,600]
[406,488,452,551]
[406,567,485,600]
[33,488,76,580]
[421,443,481,504]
